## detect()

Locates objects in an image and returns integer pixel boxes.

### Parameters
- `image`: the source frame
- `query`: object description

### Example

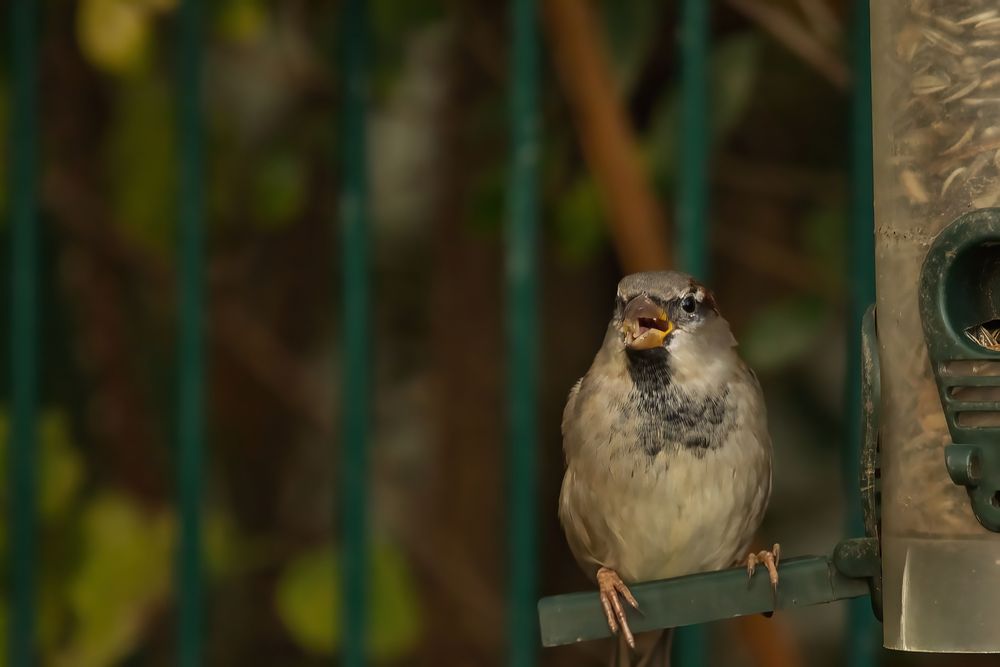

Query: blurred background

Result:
[1,0,996,666]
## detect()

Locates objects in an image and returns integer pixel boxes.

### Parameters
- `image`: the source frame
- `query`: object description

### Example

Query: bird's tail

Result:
[609,628,674,667]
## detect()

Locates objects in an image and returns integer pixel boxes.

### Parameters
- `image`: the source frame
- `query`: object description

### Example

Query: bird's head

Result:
[612,271,736,362]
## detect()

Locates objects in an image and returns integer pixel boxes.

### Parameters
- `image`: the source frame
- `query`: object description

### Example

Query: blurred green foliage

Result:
[249,149,307,230]
[216,0,268,45]
[58,493,174,667]
[649,33,762,192]
[274,540,421,660]
[600,0,661,90]
[801,205,847,291]
[741,296,830,372]
[106,78,177,254]
[553,175,607,265]
[0,410,83,548]
[0,410,241,666]
[371,0,443,96]
[77,0,177,77]
[92,0,313,252]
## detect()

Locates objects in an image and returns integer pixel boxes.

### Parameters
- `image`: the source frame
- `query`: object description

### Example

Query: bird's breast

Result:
[627,385,732,457]
[560,366,771,583]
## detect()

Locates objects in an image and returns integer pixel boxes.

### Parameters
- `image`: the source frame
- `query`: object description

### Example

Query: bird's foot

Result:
[596,567,640,650]
[746,543,781,604]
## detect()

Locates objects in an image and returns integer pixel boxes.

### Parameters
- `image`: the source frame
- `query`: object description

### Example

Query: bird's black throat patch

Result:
[624,347,731,458]
[625,346,673,386]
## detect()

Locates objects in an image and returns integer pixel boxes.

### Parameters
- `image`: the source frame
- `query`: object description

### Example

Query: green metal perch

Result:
[538,539,879,648]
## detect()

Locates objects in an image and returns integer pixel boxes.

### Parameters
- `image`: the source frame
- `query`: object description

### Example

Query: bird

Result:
[558,270,778,665]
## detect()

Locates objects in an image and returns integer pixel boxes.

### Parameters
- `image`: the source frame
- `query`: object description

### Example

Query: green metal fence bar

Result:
[175,0,206,664]
[7,1,40,665]
[674,0,710,663]
[676,0,710,282]
[507,0,540,665]
[339,0,372,665]
[845,1,878,666]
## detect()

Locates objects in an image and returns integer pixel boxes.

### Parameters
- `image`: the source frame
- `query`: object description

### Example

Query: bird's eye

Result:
[680,295,697,314]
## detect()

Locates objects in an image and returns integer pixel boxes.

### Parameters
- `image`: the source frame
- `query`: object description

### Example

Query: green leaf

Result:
[274,545,337,654]
[553,175,607,264]
[275,541,421,661]
[105,78,176,254]
[55,493,174,667]
[801,206,846,287]
[740,297,829,372]
[77,0,154,76]
[598,0,661,90]
[204,507,239,576]
[0,408,83,523]
[370,0,444,96]
[251,152,306,230]
[710,33,762,141]
[366,543,421,660]
[216,0,267,44]
[38,412,84,521]
[468,163,506,235]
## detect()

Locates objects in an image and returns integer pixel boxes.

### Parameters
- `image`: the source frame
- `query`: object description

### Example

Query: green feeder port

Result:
[920,209,1000,533]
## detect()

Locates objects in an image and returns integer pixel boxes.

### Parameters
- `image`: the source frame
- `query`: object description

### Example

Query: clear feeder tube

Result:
[871,0,1000,652]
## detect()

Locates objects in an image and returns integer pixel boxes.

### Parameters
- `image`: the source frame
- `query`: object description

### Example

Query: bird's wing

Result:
[740,358,762,391]
[561,377,583,438]
[559,375,605,577]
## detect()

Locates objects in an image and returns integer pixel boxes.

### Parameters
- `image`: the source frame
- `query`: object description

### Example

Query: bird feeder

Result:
[870,0,1000,653]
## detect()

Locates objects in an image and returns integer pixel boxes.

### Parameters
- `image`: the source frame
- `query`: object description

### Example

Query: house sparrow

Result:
[558,271,777,660]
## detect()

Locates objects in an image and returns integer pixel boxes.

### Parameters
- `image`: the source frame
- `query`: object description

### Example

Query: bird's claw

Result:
[746,543,781,606]
[597,567,639,650]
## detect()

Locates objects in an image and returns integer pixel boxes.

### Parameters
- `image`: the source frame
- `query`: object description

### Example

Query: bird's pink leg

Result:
[746,543,781,599]
[597,567,640,649]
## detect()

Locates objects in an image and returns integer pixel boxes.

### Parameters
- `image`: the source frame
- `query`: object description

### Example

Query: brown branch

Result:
[796,0,842,46]
[543,0,672,273]
[213,306,332,433]
[727,0,850,90]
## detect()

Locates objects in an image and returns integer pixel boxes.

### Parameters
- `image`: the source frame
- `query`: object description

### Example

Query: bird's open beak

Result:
[621,295,674,350]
